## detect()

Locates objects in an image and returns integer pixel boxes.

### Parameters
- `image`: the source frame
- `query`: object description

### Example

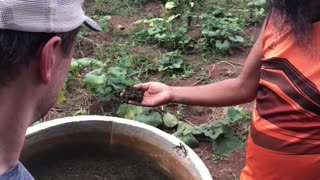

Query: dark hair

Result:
[267,0,320,45]
[0,27,81,85]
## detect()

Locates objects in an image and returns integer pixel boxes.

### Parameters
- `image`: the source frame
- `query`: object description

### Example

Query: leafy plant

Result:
[116,104,250,156]
[135,109,163,127]
[116,104,164,128]
[84,58,140,101]
[159,50,185,72]
[198,7,245,53]
[71,55,140,101]
[173,121,199,148]
[117,104,143,119]
[132,15,192,51]
[245,0,267,25]
[191,107,250,156]
[158,50,195,79]
[99,15,112,32]
[163,112,179,128]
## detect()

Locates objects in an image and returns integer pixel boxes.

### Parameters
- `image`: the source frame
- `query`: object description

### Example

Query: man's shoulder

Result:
[0,163,34,180]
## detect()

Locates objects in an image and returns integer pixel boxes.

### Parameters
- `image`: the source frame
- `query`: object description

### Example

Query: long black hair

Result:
[267,0,320,45]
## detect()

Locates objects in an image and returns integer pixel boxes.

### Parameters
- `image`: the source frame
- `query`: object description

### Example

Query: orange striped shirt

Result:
[251,18,320,155]
[240,17,320,180]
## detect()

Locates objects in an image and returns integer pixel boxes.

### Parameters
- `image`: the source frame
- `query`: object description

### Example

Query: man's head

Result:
[0,0,100,122]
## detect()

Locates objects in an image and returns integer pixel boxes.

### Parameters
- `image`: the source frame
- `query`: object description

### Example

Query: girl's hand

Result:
[129,82,172,107]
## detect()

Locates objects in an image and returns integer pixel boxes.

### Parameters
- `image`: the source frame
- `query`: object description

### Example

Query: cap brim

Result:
[84,16,102,32]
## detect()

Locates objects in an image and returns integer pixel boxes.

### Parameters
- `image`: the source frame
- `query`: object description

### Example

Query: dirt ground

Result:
[44,2,262,179]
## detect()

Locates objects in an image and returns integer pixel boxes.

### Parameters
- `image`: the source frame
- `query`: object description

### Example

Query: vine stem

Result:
[190,64,216,86]
[182,119,197,127]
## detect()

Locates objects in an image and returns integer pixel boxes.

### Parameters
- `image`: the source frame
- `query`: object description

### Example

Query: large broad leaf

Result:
[229,35,244,43]
[117,104,143,120]
[215,40,231,51]
[163,113,179,128]
[108,67,126,77]
[212,127,244,156]
[227,107,244,122]
[204,127,224,140]
[83,74,107,87]
[172,63,182,69]
[134,111,162,127]
[77,58,105,69]
[177,122,193,132]
[173,128,199,148]
[165,2,176,10]
[155,33,168,40]
[191,124,224,140]
[202,29,219,37]
[96,86,113,97]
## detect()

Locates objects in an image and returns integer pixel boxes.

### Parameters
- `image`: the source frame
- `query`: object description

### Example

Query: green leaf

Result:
[163,113,179,128]
[165,2,176,10]
[173,128,199,148]
[227,107,243,122]
[108,67,126,77]
[134,111,162,127]
[212,127,244,156]
[155,33,168,40]
[117,104,143,120]
[202,30,219,37]
[56,89,66,105]
[177,121,192,131]
[172,63,182,68]
[70,59,79,73]
[178,134,199,148]
[191,124,224,140]
[77,58,104,69]
[83,74,107,87]
[102,15,111,21]
[215,40,231,51]
[205,127,224,140]
[166,14,180,23]
[229,35,244,43]
[191,127,203,135]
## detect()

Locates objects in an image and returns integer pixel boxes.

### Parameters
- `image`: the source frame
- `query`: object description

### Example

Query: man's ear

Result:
[39,36,62,84]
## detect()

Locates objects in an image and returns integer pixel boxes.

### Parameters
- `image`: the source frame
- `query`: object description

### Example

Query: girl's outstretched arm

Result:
[132,20,266,107]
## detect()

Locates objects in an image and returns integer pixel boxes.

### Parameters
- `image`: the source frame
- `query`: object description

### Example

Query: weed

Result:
[158,50,195,80]
[159,50,185,72]
[132,15,192,51]
[198,7,245,53]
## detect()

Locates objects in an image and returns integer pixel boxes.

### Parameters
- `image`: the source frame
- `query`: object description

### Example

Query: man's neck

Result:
[0,88,35,175]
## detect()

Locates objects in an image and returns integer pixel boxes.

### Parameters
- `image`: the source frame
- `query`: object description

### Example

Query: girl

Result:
[130,0,320,179]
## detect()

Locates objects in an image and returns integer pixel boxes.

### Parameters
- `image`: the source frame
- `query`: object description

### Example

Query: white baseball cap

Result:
[0,0,102,33]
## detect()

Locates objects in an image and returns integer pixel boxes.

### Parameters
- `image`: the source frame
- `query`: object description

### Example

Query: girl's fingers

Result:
[128,100,141,105]
[134,82,152,90]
